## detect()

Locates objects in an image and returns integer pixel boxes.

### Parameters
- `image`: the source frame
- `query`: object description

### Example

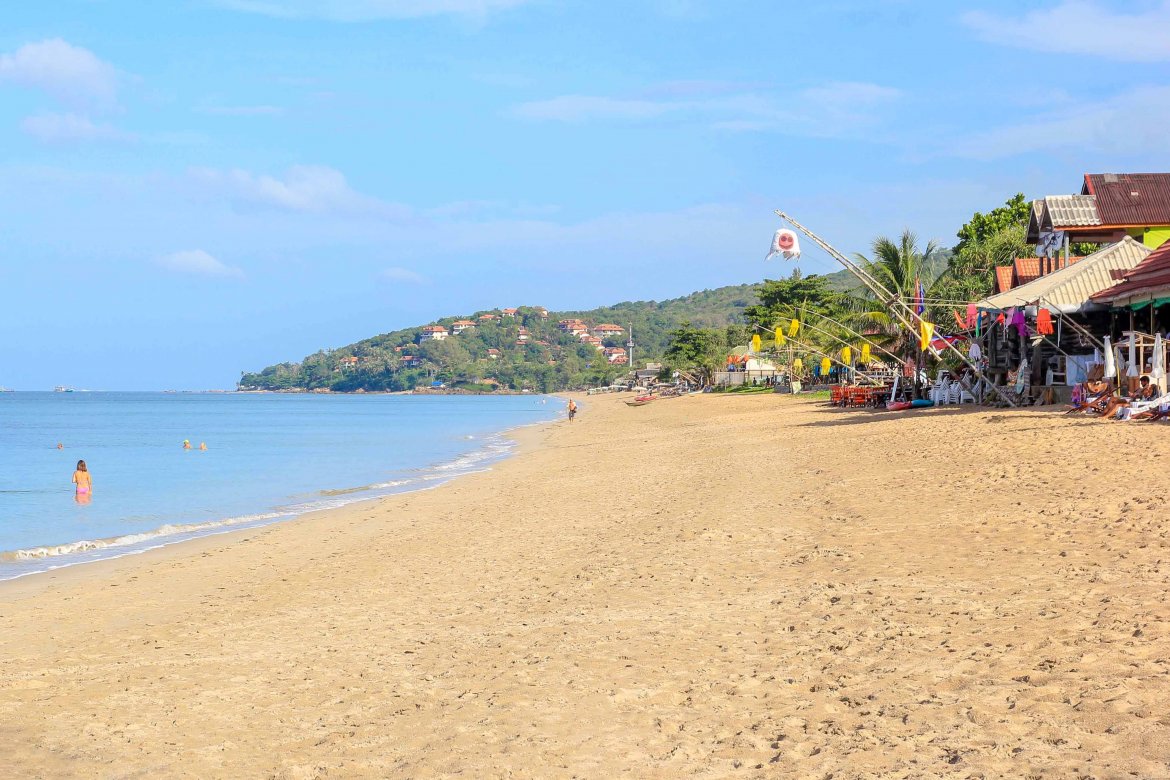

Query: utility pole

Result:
[627,323,635,379]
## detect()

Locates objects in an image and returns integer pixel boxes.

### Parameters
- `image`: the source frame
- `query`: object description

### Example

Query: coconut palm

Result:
[852,230,940,357]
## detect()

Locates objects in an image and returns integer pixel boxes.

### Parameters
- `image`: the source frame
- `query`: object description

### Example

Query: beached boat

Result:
[625,395,657,407]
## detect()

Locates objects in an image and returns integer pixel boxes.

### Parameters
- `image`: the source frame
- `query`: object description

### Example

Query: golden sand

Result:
[2,394,1169,778]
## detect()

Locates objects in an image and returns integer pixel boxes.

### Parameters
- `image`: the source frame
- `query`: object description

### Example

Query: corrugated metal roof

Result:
[1084,173,1170,226]
[1044,194,1101,227]
[1091,240,1170,307]
[977,236,1151,313]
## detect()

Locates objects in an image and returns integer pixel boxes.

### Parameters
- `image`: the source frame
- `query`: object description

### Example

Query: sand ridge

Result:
[1,394,1169,778]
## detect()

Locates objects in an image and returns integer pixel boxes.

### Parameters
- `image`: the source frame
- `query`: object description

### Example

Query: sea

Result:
[0,392,562,581]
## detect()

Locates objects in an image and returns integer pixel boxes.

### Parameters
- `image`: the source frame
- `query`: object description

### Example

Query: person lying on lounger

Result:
[1066,378,1114,415]
[1099,376,1158,420]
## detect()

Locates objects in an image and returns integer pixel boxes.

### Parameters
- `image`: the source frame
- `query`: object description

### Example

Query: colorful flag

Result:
[842,346,852,364]
[751,334,762,354]
[915,278,926,316]
[860,344,871,363]
[793,357,803,372]
[788,319,800,337]
[919,320,934,351]
[774,327,786,347]
[820,357,832,376]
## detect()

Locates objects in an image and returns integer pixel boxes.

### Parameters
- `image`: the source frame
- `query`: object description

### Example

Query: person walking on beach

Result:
[567,399,577,423]
[72,460,92,498]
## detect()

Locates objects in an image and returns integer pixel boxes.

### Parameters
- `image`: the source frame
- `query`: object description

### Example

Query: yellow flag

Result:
[919,320,935,351]
[788,319,800,337]
[842,346,852,364]
[774,327,786,347]
[793,357,803,372]
[861,343,871,363]
[751,334,762,354]
[821,357,832,375]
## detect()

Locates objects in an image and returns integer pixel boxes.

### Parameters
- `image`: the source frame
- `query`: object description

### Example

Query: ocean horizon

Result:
[0,392,561,581]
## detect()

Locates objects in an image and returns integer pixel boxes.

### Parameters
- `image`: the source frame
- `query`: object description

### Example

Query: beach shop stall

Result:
[1090,238,1170,345]
[970,237,1153,403]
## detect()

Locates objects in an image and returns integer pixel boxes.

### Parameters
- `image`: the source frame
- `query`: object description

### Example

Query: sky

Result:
[2,0,1168,389]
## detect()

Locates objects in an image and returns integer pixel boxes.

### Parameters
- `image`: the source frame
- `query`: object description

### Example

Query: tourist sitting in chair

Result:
[1099,375,1158,420]
[1066,378,1114,415]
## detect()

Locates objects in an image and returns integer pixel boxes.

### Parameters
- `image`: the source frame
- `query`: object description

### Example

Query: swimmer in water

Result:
[199,442,207,451]
[72,460,92,496]
[57,442,64,450]
[183,439,192,450]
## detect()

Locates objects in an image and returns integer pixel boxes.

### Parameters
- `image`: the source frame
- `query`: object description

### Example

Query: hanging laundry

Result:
[1011,308,1029,339]
[1036,308,1054,336]
[953,310,966,329]
[966,304,977,328]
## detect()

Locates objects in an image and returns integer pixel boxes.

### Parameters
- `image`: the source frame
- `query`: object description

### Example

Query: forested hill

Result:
[239,283,760,393]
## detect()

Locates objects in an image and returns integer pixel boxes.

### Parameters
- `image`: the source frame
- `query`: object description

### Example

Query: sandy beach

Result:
[2,393,1169,778]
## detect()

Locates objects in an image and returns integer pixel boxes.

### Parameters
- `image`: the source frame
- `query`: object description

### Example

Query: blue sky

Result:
[2,0,1168,389]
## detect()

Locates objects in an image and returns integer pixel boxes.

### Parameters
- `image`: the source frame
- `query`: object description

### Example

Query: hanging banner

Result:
[820,357,832,376]
[793,357,803,372]
[919,320,935,351]
[774,328,786,347]
[751,334,762,354]
[765,229,801,261]
[842,346,852,364]
[861,343,871,363]
[788,319,800,337]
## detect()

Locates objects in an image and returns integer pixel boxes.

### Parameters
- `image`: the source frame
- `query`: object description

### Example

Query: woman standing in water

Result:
[72,460,92,501]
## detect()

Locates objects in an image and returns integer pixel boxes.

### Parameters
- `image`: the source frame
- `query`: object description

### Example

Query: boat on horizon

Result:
[54,386,75,393]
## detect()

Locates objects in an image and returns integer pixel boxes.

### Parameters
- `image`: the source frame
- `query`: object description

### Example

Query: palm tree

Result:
[853,230,939,357]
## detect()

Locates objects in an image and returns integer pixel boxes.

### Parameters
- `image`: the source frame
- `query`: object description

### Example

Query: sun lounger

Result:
[1066,382,1114,415]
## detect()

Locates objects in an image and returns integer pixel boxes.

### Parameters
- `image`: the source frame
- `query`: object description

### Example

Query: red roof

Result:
[1090,240,1170,303]
[1013,258,1041,286]
[421,325,446,332]
[1084,173,1170,227]
[994,266,1014,293]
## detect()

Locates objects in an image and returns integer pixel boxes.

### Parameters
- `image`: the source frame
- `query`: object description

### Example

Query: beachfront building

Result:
[418,325,448,342]
[994,256,1086,294]
[451,319,476,335]
[1091,239,1170,334]
[591,323,624,339]
[974,237,1152,396]
[1027,173,1170,256]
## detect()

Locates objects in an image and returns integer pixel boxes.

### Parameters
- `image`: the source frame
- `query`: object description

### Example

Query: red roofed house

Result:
[558,319,588,335]
[591,323,624,338]
[486,348,501,360]
[478,313,499,322]
[400,354,422,368]
[994,256,1085,294]
[516,327,530,342]
[418,325,448,342]
[579,334,603,348]
[1028,173,1170,252]
[1091,239,1170,310]
[502,308,518,318]
[609,353,629,365]
[451,319,476,335]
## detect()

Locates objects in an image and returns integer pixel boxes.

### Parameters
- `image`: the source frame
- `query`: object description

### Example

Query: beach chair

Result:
[1119,391,1170,420]
[1065,382,1114,415]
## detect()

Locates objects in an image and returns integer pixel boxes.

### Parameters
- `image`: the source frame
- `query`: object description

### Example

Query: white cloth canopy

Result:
[1126,332,1139,378]
[1103,336,1116,379]
[1153,333,1166,385]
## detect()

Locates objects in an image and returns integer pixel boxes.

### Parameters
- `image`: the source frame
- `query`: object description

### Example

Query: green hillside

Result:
[239,283,760,393]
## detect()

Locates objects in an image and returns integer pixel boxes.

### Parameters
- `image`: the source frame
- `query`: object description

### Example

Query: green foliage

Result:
[954,193,1029,254]
[240,285,757,393]
[662,322,727,384]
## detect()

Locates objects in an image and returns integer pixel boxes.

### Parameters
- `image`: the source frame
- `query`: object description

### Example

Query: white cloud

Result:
[212,0,530,21]
[0,38,118,105]
[379,266,428,283]
[963,1,1170,62]
[512,81,901,138]
[197,105,285,116]
[944,85,1170,160]
[157,249,245,278]
[189,165,414,218]
[20,113,133,143]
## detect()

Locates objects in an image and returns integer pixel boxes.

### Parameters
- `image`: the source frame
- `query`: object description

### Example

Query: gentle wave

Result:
[0,430,524,579]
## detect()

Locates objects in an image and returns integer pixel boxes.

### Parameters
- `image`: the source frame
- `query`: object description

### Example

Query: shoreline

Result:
[0,400,564,586]
[3,394,1168,777]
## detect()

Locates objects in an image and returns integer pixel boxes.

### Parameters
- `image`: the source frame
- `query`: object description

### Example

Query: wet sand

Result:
[2,393,1169,778]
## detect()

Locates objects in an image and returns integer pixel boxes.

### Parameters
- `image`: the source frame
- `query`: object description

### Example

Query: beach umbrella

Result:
[1126,332,1139,378]
[1103,336,1116,379]
[1153,332,1166,384]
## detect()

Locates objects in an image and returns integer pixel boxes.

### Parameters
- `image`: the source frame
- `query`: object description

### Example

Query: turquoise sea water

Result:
[0,392,561,580]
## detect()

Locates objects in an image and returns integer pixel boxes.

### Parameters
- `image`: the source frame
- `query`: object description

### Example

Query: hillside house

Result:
[579,334,603,348]
[516,327,530,342]
[534,307,549,319]
[478,313,499,322]
[591,323,624,339]
[400,355,422,368]
[487,348,501,360]
[558,319,588,336]
[338,356,359,370]
[418,325,448,342]
[451,319,476,334]
[502,308,518,318]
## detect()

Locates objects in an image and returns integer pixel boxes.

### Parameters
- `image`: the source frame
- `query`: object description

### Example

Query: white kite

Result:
[765,228,801,260]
